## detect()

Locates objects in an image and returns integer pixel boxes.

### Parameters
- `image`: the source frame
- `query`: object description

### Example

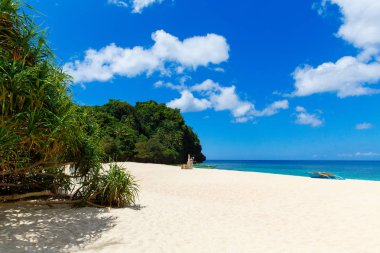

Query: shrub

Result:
[96,164,139,208]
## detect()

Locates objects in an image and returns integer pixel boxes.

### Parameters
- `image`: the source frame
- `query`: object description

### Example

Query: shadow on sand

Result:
[0,206,117,253]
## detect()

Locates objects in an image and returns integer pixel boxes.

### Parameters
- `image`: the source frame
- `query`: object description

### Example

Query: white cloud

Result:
[107,0,163,13]
[108,0,129,8]
[338,151,380,157]
[295,106,323,127]
[154,80,184,91]
[233,116,254,123]
[152,31,229,68]
[162,79,289,122]
[355,152,380,157]
[291,0,380,97]
[214,67,225,72]
[190,79,220,94]
[252,100,289,117]
[327,0,380,50]
[295,106,306,112]
[209,86,254,117]
[292,56,380,97]
[132,0,162,13]
[64,30,229,83]
[355,122,373,130]
[166,90,212,112]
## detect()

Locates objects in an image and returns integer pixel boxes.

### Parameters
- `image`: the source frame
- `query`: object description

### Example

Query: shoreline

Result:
[200,160,380,182]
[2,162,380,253]
[202,168,380,182]
[81,162,380,252]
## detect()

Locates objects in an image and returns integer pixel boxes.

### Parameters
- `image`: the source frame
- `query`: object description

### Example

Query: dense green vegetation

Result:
[0,0,138,207]
[0,0,205,207]
[84,100,206,164]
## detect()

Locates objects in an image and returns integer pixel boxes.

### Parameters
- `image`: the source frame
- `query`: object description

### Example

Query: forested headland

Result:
[84,100,206,164]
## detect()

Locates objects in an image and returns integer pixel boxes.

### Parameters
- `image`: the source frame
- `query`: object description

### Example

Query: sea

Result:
[202,160,380,181]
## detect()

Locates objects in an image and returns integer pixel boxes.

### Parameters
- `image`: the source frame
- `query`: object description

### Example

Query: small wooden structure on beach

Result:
[181,154,194,169]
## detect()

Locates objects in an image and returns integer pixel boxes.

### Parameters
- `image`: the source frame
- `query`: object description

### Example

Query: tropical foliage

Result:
[0,0,205,207]
[95,163,139,207]
[0,0,137,207]
[84,100,206,164]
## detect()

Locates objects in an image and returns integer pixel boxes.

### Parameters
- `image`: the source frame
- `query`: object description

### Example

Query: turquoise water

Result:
[202,160,380,181]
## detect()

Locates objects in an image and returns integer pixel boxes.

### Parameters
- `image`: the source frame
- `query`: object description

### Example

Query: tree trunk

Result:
[0,190,54,201]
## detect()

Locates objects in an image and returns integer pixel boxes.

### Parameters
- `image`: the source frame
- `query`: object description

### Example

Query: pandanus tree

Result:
[0,0,138,207]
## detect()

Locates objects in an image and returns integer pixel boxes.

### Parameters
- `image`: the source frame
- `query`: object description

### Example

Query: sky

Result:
[28,0,380,160]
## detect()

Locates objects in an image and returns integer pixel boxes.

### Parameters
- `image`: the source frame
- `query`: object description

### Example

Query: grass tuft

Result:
[97,164,139,208]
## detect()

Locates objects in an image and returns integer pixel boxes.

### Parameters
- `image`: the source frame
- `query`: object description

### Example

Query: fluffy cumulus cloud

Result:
[291,0,380,97]
[107,0,163,13]
[166,90,212,112]
[64,30,229,83]
[329,0,380,50]
[292,56,380,97]
[158,79,289,122]
[355,122,373,130]
[209,86,254,118]
[295,106,323,127]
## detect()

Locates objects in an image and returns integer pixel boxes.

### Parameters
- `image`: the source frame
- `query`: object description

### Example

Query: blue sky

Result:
[28,0,380,160]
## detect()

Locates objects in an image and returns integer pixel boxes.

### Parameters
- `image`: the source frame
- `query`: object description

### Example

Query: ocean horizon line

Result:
[204,159,380,162]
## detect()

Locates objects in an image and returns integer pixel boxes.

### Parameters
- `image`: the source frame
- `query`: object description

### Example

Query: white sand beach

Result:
[2,162,380,253]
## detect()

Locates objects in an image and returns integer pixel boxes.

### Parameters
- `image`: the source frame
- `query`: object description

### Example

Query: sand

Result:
[1,162,380,253]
